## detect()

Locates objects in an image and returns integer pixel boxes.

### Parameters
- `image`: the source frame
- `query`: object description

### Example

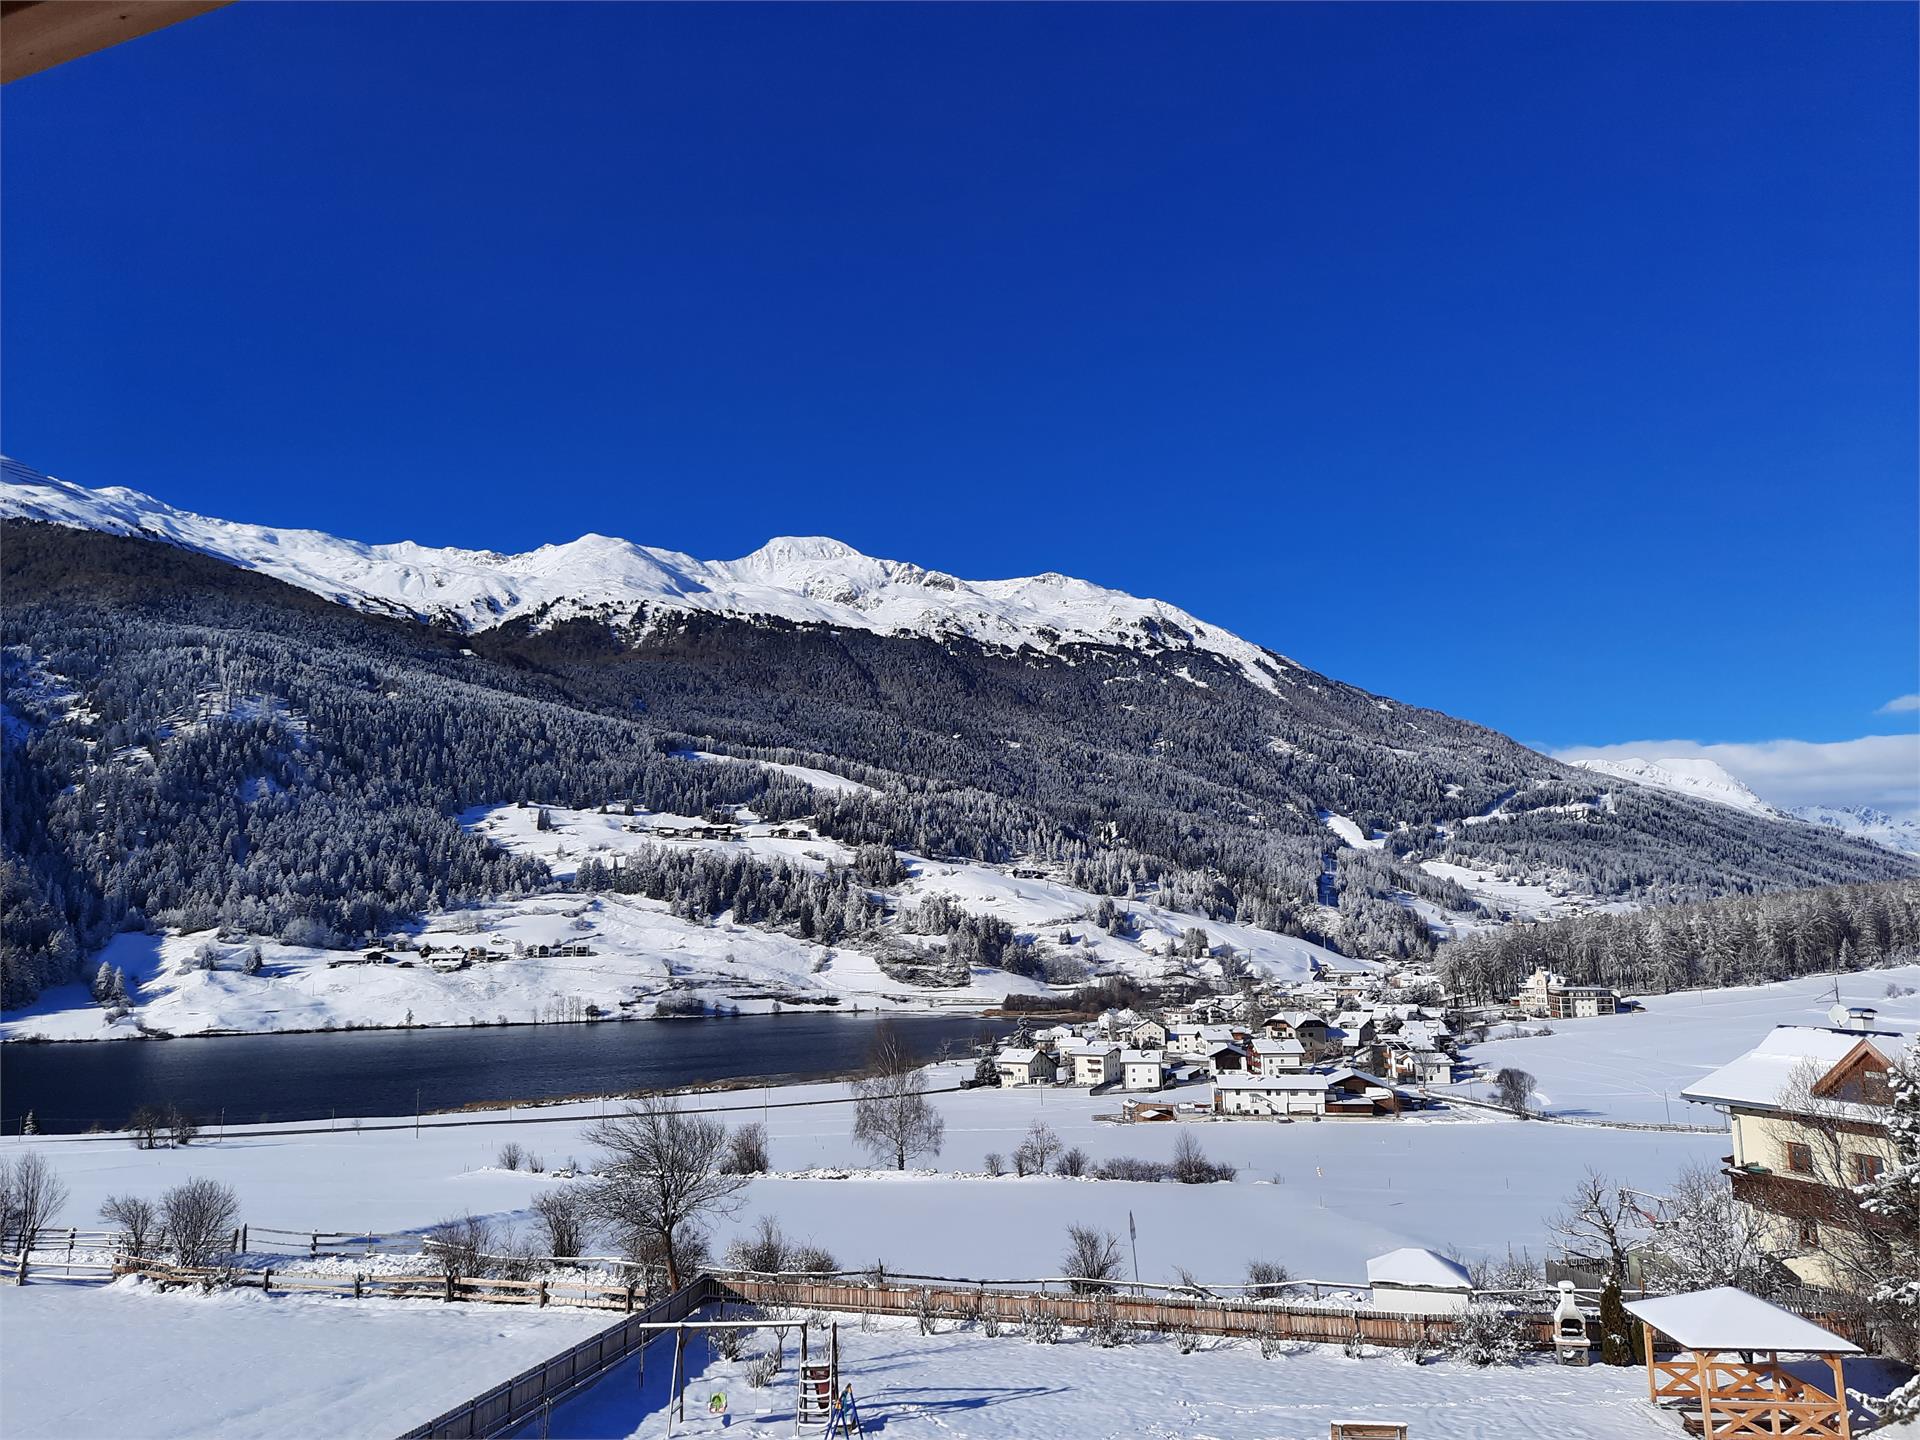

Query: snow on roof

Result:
[1120,1050,1164,1064]
[1623,1288,1860,1354]
[1251,1038,1304,1053]
[996,1048,1042,1064]
[1680,1026,1898,1115]
[1366,1248,1472,1291]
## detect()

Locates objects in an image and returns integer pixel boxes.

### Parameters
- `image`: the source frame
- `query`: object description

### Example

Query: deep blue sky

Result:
[3,2,1914,755]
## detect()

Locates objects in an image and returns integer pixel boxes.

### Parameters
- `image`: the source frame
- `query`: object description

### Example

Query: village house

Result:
[1212,1069,1404,1119]
[1058,1040,1122,1088]
[1681,1017,1906,1291]
[1203,1041,1248,1079]
[1261,1010,1332,1047]
[1128,1016,1170,1049]
[993,1047,1059,1087]
[1120,1049,1167,1092]
[1248,1037,1307,1075]
[1512,965,1620,1019]
[1386,1045,1453,1087]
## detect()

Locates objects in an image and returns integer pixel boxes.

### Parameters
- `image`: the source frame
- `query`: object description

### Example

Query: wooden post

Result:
[229,1227,240,1257]
[353,1274,363,1299]
[1829,1354,1851,1440]
[240,1224,248,1252]
[14,1251,27,1286]
[263,1268,273,1292]
[444,1272,455,1303]
[1642,1321,1658,1401]
[309,1232,318,1258]
[624,1282,635,1313]
[537,1280,548,1308]
[1695,1349,1715,1439]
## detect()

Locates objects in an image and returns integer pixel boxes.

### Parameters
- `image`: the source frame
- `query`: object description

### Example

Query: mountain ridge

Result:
[0,460,1293,694]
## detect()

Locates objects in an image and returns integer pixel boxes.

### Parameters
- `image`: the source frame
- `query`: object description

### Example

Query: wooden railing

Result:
[714,1274,1559,1350]
[113,1258,653,1311]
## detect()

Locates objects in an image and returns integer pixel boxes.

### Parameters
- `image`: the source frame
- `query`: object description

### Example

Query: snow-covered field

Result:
[1445,964,1920,1125]
[6,963,1915,1439]
[3,800,1354,1042]
[0,1277,609,1439]
[525,1315,1709,1440]
[0,1068,1719,1285]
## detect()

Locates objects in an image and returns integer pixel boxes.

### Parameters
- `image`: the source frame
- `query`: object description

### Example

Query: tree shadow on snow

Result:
[856,1384,1067,1430]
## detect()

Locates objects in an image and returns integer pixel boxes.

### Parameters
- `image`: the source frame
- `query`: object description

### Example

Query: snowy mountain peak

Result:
[0,461,1294,691]
[1574,755,1782,818]
[1787,804,1920,859]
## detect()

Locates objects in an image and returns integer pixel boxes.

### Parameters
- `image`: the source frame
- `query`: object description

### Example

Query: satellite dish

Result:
[1827,1003,1853,1028]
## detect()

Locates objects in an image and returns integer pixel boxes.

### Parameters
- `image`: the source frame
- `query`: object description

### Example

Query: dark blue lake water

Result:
[0,1013,1008,1133]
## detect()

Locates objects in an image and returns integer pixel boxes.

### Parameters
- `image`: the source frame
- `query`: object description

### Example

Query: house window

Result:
[1783,1142,1813,1175]
[1797,1219,1820,1251]
[1851,1153,1886,1184]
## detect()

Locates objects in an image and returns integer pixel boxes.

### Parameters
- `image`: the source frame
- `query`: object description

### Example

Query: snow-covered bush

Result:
[1052,1146,1090,1178]
[916,1286,937,1335]
[497,1142,526,1171]
[1170,1132,1235,1184]
[712,1315,751,1362]
[1024,1299,1062,1345]
[744,1352,779,1389]
[1244,1259,1290,1298]
[1443,1303,1524,1366]
[1088,1294,1132,1348]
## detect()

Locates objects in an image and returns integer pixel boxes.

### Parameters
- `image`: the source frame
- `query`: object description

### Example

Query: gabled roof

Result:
[1680,1026,1905,1117]
[1624,1287,1860,1354]
[1366,1248,1472,1290]
[995,1048,1043,1064]
[1120,1049,1164,1064]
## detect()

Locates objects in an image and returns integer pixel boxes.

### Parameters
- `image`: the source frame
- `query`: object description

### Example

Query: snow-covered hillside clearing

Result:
[1,801,1353,1041]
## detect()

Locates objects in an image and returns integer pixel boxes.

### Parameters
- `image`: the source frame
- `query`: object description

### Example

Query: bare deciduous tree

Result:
[426,1213,496,1278]
[2,1153,67,1254]
[1061,1223,1123,1293]
[1013,1119,1061,1177]
[530,1189,593,1259]
[1645,1163,1789,1298]
[1548,1168,1640,1284]
[721,1122,770,1175]
[850,1023,945,1171]
[1493,1067,1537,1117]
[584,1097,747,1291]
[160,1177,239,1268]
[100,1194,159,1259]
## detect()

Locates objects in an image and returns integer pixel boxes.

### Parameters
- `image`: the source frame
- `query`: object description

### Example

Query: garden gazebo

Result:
[1624,1287,1859,1439]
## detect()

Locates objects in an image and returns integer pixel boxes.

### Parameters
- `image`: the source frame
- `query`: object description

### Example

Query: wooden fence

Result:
[715,1273,1559,1350]
[112,1258,654,1312]
[395,1275,720,1439]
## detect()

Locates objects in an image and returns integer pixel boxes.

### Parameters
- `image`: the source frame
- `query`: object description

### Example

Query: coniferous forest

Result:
[3,520,1911,1006]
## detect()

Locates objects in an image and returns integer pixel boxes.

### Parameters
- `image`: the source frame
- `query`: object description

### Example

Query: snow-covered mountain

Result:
[0,461,1292,692]
[1787,805,1920,859]
[1574,755,1782,818]
[1575,753,1920,860]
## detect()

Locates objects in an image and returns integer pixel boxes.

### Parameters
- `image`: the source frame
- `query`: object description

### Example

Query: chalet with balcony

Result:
[1681,1017,1906,1291]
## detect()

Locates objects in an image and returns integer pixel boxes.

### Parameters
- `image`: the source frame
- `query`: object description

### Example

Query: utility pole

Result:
[1127,1211,1140,1295]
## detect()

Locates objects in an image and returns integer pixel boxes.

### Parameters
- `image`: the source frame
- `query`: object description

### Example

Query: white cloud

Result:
[1550,733,1920,821]
[1878,694,1920,714]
